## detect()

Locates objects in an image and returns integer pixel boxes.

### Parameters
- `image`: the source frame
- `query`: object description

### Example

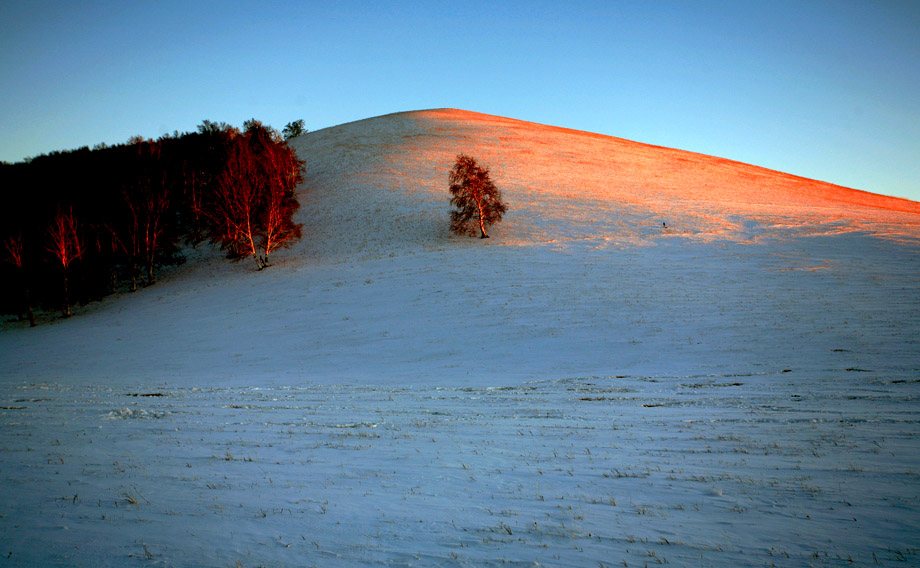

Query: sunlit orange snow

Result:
[288,109,920,262]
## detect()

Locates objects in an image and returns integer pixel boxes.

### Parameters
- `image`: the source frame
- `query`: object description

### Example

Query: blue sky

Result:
[1,0,918,201]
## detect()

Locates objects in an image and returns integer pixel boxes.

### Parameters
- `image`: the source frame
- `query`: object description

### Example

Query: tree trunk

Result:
[61,270,71,318]
[25,287,36,327]
[146,260,155,286]
[477,200,489,238]
[130,261,138,292]
[17,295,35,327]
[17,272,36,327]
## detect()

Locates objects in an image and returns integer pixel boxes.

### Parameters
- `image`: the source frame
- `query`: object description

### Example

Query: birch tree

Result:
[448,154,507,238]
[46,207,84,317]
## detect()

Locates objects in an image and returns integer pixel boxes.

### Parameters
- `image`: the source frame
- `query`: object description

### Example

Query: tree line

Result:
[0,119,305,324]
[0,119,507,327]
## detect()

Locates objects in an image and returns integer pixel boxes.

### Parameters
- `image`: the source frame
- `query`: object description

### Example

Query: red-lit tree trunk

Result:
[119,140,173,288]
[121,189,142,291]
[183,162,202,227]
[198,122,304,271]
[209,134,265,269]
[47,208,84,318]
[142,174,170,285]
[260,142,303,266]
[2,234,36,326]
[448,154,507,239]
[99,225,124,294]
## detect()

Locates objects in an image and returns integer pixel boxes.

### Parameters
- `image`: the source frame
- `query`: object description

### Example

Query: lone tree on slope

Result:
[448,154,507,238]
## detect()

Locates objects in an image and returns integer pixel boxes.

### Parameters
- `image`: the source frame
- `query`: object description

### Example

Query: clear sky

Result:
[1,0,918,201]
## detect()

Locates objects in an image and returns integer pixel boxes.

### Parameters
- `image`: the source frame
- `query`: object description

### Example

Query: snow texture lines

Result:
[1,373,918,566]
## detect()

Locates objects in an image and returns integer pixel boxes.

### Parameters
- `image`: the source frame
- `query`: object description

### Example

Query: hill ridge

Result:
[417,108,919,211]
[284,108,919,264]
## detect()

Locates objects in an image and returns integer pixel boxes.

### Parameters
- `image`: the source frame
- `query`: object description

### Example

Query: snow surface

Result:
[1,109,919,566]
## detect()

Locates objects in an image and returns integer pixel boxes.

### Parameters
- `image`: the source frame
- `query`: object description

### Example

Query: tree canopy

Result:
[282,120,307,140]
[448,154,507,238]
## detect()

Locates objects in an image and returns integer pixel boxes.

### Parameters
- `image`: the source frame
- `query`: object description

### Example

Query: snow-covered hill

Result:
[288,108,920,261]
[1,109,918,566]
[2,108,917,385]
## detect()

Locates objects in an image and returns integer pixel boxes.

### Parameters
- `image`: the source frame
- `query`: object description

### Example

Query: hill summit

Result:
[284,108,919,264]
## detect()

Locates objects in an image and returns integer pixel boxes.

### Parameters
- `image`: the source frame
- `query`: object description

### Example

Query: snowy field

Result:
[1,110,919,566]
[2,365,919,567]
[2,236,918,567]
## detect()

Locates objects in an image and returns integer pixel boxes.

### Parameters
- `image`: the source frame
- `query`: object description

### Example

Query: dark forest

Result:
[0,120,304,323]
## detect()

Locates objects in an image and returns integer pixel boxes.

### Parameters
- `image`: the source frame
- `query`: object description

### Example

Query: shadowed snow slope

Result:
[1,108,918,387]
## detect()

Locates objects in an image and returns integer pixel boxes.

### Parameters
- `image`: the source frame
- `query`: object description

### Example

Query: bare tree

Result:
[2,234,36,326]
[96,224,123,294]
[448,154,507,238]
[116,140,175,288]
[140,168,171,285]
[119,188,143,291]
[46,207,85,317]
[260,138,303,265]
[208,128,266,269]
[200,122,303,270]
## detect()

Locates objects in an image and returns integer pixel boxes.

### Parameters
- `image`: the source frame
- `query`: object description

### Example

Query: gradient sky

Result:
[1,0,918,201]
